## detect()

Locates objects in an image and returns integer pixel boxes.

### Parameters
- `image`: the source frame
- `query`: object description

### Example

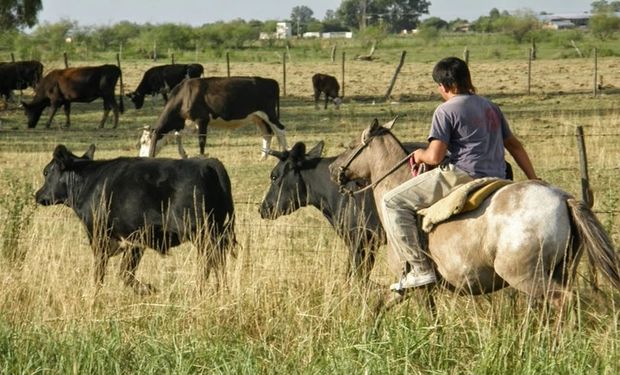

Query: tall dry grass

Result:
[0,53,619,372]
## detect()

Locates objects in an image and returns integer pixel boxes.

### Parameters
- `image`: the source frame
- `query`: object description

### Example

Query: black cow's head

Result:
[259,141,323,219]
[126,92,145,109]
[35,144,96,206]
[22,100,47,128]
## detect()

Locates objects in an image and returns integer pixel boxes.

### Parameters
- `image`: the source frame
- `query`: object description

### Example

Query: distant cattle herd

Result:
[0,58,356,293]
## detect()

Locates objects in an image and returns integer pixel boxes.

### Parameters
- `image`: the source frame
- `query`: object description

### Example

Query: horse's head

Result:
[259,141,324,219]
[329,118,400,193]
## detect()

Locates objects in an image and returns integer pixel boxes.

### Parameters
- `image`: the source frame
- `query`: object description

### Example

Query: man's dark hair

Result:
[432,57,476,94]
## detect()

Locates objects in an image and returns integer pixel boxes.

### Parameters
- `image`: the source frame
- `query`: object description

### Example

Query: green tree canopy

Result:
[336,0,429,32]
[290,5,315,35]
[0,0,42,30]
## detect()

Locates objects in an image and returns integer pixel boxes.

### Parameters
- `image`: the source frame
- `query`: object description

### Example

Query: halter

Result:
[337,128,415,196]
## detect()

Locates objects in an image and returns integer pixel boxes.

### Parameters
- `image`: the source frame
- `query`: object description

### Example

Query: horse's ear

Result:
[306,141,324,159]
[370,118,380,131]
[383,115,402,130]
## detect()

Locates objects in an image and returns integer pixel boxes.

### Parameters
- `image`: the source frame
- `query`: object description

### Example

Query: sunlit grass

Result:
[0,52,619,372]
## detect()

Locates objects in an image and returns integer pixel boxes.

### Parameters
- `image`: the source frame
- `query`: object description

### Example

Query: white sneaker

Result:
[390,269,436,291]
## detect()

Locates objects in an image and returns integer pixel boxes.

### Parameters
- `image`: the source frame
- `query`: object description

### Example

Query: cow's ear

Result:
[53,145,75,171]
[306,141,324,159]
[82,144,96,160]
[290,142,306,160]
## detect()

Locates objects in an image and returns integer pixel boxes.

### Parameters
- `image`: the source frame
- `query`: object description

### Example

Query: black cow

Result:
[0,60,43,100]
[140,76,288,159]
[22,64,124,129]
[127,63,204,109]
[259,141,385,279]
[312,73,342,110]
[35,144,236,294]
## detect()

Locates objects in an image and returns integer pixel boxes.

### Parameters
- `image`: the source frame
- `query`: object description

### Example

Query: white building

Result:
[276,22,292,39]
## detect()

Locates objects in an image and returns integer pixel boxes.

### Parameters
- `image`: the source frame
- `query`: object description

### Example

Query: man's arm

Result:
[504,135,538,180]
[413,139,447,166]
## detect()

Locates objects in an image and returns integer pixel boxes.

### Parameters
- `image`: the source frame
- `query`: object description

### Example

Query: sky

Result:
[37,0,594,27]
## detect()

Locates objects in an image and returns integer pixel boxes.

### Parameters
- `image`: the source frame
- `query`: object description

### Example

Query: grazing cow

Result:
[35,144,236,294]
[139,76,288,159]
[22,64,124,129]
[312,73,342,110]
[0,60,44,100]
[126,63,204,109]
[259,141,385,279]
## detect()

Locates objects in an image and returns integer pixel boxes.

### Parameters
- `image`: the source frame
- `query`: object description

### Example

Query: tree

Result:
[336,0,429,32]
[0,0,42,30]
[290,5,315,35]
[589,12,620,39]
[591,0,620,13]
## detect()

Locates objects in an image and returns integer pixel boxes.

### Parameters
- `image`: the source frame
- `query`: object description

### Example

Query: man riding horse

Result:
[383,57,539,296]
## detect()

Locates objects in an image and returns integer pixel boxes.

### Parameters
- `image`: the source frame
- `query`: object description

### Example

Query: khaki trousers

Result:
[381,163,473,274]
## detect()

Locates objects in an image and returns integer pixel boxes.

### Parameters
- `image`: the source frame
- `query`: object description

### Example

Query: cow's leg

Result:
[46,104,60,129]
[197,120,208,155]
[196,237,227,293]
[63,102,71,128]
[100,98,115,129]
[174,131,188,159]
[110,98,120,129]
[314,90,320,110]
[119,246,156,295]
[324,94,329,110]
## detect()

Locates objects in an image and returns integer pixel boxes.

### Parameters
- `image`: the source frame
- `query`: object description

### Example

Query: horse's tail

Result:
[567,198,620,290]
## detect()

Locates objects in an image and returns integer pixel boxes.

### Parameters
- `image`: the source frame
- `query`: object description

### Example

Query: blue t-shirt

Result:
[429,94,512,178]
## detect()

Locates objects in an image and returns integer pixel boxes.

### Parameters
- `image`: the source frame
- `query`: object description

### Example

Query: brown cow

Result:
[22,64,124,129]
[312,73,342,110]
[140,76,288,159]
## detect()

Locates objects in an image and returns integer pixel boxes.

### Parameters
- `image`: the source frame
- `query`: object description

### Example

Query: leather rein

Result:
[336,129,416,196]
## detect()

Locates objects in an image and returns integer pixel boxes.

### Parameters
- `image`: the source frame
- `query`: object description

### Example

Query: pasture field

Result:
[1,49,620,373]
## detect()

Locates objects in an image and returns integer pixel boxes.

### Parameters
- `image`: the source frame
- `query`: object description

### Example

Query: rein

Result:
[337,130,416,196]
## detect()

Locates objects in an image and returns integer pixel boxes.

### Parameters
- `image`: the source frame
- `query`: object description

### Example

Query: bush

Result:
[0,174,35,265]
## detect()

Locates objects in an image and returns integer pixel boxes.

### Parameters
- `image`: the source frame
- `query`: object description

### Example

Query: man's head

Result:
[432,57,476,96]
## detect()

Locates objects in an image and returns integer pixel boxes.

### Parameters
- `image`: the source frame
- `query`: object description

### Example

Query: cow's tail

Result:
[567,198,620,290]
[117,60,125,114]
[211,158,237,257]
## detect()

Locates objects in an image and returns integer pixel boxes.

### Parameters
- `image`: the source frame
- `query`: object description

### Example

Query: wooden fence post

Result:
[331,45,337,63]
[576,126,598,291]
[153,41,157,61]
[226,52,231,77]
[63,52,69,68]
[384,50,406,101]
[527,47,533,95]
[463,47,469,65]
[341,51,345,98]
[282,51,287,97]
[10,52,15,62]
[593,47,598,97]
[171,53,175,64]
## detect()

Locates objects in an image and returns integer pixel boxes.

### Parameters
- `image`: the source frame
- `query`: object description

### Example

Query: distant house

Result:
[321,32,353,39]
[276,22,292,39]
[540,12,592,29]
[259,22,293,40]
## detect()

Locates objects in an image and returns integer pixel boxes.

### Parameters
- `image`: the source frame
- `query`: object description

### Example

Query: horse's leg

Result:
[119,245,156,295]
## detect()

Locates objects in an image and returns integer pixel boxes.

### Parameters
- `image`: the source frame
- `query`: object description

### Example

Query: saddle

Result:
[417,177,512,232]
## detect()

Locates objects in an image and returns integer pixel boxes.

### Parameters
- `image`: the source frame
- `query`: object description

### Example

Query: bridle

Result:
[336,128,415,196]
